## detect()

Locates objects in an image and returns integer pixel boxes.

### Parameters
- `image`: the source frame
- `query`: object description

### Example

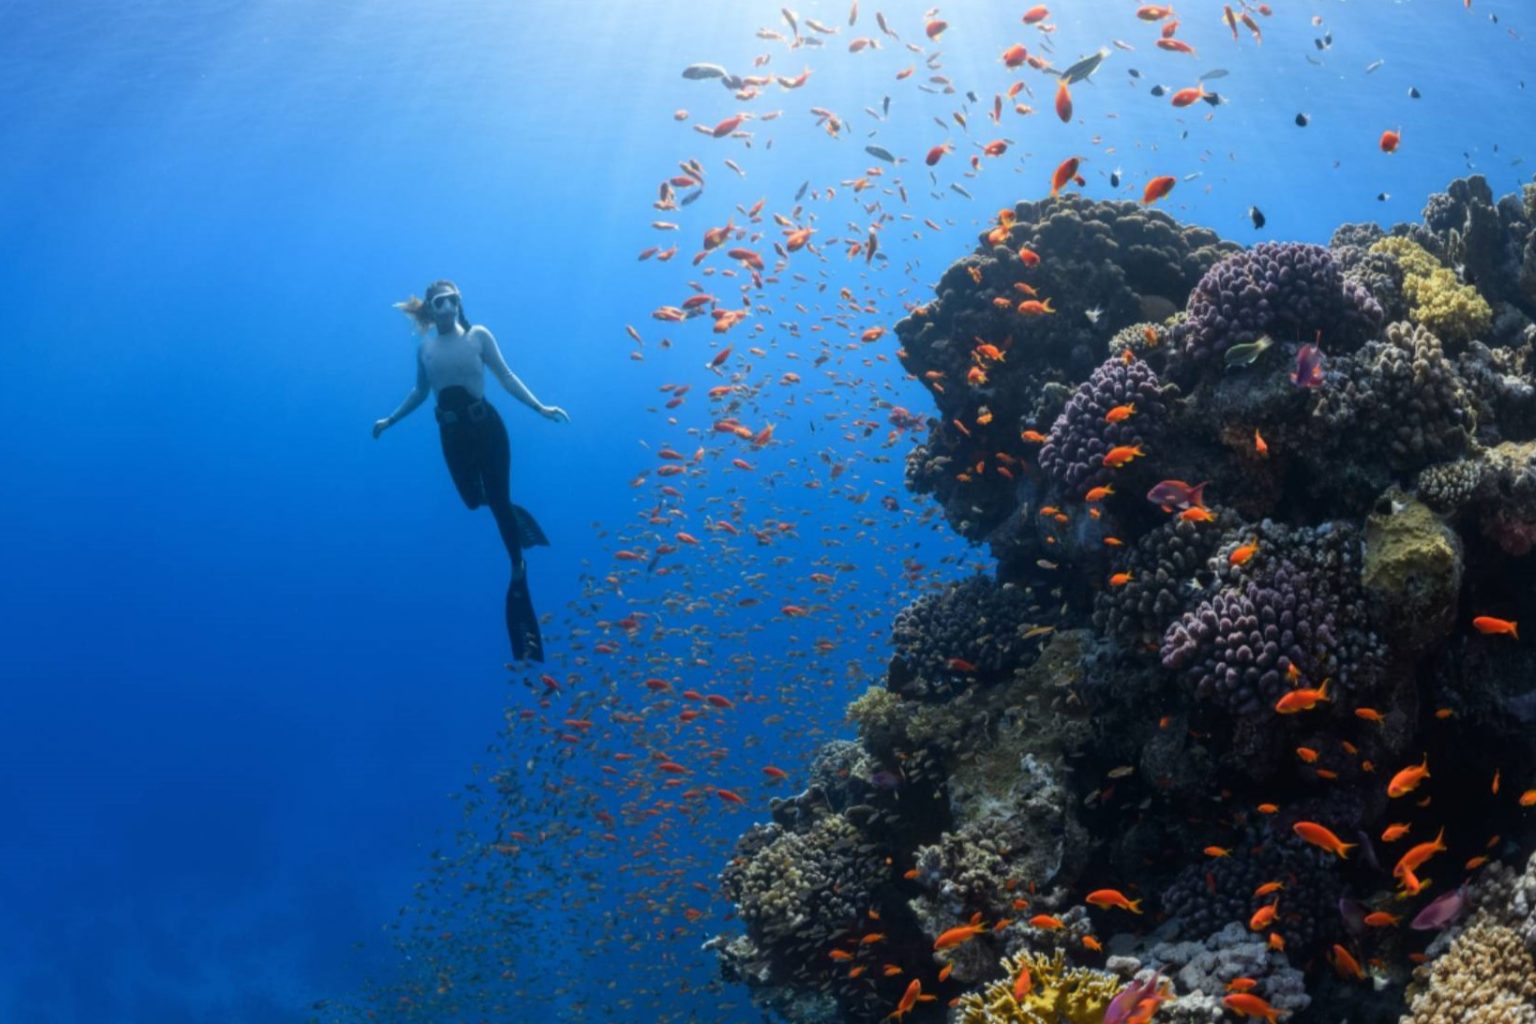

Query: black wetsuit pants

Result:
[435,386,523,568]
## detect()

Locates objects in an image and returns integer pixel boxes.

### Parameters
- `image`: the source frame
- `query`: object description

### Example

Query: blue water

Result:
[1,1,1530,1021]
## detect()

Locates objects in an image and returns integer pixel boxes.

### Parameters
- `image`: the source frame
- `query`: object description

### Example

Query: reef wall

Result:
[710,176,1536,1024]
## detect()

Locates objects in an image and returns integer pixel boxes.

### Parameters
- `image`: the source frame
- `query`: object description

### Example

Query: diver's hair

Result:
[393,279,471,334]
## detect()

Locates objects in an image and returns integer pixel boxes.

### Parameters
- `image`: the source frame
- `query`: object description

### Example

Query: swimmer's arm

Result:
[382,349,430,427]
[479,327,568,421]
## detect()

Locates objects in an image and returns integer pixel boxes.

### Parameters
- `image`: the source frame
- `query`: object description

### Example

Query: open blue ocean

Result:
[4,2,1535,1022]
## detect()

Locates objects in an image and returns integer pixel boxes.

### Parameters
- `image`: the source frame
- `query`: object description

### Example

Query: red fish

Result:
[1055,79,1073,122]
[1380,128,1401,153]
[1472,615,1518,639]
[1050,156,1082,197]
[925,141,954,166]
[1141,176,1177,205]
[1170,84,1205,107]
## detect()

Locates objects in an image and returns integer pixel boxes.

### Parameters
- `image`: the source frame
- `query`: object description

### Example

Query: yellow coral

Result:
[1371,236,1492,343]
[955,949,1122,1024]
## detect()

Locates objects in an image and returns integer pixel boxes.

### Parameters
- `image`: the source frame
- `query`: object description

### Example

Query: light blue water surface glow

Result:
[0,1,1530,1021]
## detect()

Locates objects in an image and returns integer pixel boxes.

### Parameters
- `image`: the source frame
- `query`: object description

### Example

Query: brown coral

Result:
[1403,919,1536,1024]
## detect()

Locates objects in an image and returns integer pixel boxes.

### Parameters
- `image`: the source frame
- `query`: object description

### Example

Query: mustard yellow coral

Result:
[1371,235,1491,343]
[954,949,1123,1024]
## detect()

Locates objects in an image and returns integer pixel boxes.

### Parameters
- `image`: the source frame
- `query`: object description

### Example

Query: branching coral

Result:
[954,949,1122,1024]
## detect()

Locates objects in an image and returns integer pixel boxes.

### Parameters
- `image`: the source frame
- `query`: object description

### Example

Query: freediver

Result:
[374,279,569,662]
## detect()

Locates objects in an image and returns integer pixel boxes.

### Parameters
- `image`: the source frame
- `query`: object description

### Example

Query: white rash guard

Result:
[386,325,524,425]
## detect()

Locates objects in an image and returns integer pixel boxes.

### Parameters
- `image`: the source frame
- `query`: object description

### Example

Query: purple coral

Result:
[1178,242,1383,364]
[1160,572,1329,716]
[1038,355,1174,492]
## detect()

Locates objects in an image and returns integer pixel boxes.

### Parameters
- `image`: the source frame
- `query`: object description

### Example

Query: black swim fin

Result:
[506,568,544,663]
[512,504,549,548]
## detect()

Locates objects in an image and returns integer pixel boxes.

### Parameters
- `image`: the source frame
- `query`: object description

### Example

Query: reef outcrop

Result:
[712,176,1536,1024]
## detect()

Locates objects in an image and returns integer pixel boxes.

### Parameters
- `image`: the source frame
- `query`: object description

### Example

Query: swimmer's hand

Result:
[372,418,391,439]
[539,405,571,424]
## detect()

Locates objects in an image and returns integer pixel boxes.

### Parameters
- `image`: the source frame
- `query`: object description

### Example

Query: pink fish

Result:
[1410,885,1467,931]
[1290,343,1325,388]
[1104,972,1163,1024]
[1146,480,1208,511]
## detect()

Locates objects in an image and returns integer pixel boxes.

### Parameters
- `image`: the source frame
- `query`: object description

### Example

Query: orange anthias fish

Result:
[1393,827,1447,880]
[1085,888,1144,913]
[1055,79,1073,122]
[1050,156,1083,197]
[1141,175,1177,205]
[1381,823,1412,842]
[1293,820,1356,858]
[1274,679,1330,714]
[1387,754,1430,798]
[889,978,922,1021]
[1472,615,1519,639]
[1170,84,1206,107]
[933,922,986,949]
[1229,538,1259,566]
[1102,444,1146,468]
[1329,944,1366,981]
[1380,128,1401,153]
[1221,992,1284,1021]
[1248,902,1278,931]
[1104,403,1137,423]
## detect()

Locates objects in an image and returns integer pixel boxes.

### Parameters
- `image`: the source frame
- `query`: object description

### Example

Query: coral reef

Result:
[1361,493,1463,653]
[1370,236,1493,345]
[1403,921,1536,1023]
[1145,922,1310,1018]
[1176,242,1383,367]
[953,949,1121,1024]
[896,194,1234,541]
[1160,521,1381,717]
[1037,354,1177,493]
[1311,321,1475,471]
[1417,440,1536,553]
[889,574,1040,698]
[714,178,1536,1024]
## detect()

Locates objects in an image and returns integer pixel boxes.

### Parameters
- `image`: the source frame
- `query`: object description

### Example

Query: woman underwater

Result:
[374,280,569,662]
